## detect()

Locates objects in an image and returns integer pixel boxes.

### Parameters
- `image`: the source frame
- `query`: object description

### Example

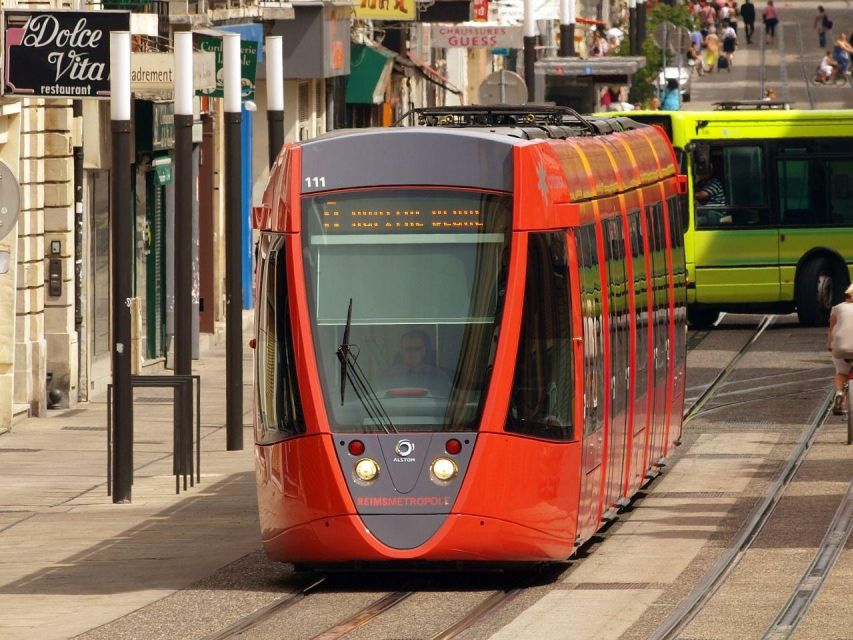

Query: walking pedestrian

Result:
[660,78,682,111]
[814,5,832,49]
[832,32,853,74]
[741,0,756,43]
[762,0,779,45]
[704,26,721,71]
[722,20,738,68]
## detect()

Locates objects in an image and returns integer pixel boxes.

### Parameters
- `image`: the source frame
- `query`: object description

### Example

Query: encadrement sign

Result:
[2,9,130,98]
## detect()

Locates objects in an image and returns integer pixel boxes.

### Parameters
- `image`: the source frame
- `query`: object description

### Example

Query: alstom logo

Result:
[394,439,415,462]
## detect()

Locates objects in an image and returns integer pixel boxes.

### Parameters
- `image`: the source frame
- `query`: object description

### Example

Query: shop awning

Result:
[346,43,396,104]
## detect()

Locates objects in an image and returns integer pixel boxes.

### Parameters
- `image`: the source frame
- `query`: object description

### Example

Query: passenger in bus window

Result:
[378,330,452,398]
[695,166,731,226]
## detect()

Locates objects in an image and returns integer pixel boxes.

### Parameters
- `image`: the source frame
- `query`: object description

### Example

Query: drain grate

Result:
[62,426,106,431]
[135,396,173,404]
[56,408,86,417]
[685,453,761,459]
[654,491,735,499]
[573,582,666,590]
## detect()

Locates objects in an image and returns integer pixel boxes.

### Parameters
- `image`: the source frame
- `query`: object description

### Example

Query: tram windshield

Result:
[302,188,512,433]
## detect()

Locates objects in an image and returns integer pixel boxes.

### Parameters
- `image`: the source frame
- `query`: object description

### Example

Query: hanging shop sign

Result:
[472,0,489,21]
[131,52,217,96]
[198,36,259,101]
[430,24,523,49]
[152,102,175,151]
[2,9,130,98]
[354,0,416,21]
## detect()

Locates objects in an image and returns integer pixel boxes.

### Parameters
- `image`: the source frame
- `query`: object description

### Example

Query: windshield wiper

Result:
[336,299,397,433]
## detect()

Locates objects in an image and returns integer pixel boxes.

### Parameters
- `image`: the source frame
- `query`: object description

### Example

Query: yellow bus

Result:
[629,104,853,327]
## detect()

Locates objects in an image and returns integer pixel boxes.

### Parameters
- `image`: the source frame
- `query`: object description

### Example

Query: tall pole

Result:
[523,0,536,102]
[559,0,576,57]
[110,32,133,503]
[224,33,243,451]
[266,36,285,169]
[629,0,638,55]
[174,32,194,471]
[637,0,647,49]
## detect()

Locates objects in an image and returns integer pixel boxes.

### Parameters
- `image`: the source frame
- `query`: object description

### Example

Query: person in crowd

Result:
[600,85,624,111]
[832,32,853,74]
[763,0,779,45]
[688,41,705,74]
[721,20,738,68]
[741,0,756,43]
[828,284,853,414]
[764,88,778,99]
[690,27,705,54]
[660,78,681,111]
[814,5,832,48]
[704,26,721,71]
[815,50,838,83]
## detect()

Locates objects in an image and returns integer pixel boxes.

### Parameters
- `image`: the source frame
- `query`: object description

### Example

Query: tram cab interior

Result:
[301,188,513,432]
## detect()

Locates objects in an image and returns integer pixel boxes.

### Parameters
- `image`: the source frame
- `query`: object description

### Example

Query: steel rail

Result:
[200,577,326,640]
[647,389,835,640]
[309,590,414,640]
[683,315,775,423]
[794,22,816,109]
[762,479,853,640]
[430,588,524,640]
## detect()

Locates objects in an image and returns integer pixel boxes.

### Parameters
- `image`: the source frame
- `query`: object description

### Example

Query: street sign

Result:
[652,21,677,50]
[478,69,527,104]
[672,26,692,55]
[0,160,21,244]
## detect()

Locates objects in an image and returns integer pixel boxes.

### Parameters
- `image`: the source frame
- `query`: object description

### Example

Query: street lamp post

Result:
[174,32,194,473]
[523,0,536,102]
[266,36,284,169]
[224,33,244,451]
[110,31,133,503]
[559,0,576,57]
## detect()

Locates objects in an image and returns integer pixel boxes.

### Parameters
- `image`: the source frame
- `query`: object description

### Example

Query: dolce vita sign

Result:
[3,10,130,98]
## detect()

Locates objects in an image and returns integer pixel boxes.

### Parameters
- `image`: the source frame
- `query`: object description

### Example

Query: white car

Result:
[657,64,692,102]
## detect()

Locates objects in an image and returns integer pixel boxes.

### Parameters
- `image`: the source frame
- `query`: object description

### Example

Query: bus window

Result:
[828,160,853,225]
[695,144,770,228]
[778,159,824,225]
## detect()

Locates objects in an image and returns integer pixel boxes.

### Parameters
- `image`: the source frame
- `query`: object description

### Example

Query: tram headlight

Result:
[431,457,458,482]
[354,457,380,482]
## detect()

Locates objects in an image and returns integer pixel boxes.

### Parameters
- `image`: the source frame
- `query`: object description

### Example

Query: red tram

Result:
[252,107,688,564]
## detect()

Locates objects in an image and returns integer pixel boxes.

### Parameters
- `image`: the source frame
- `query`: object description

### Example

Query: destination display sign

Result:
[313,199,486,234]
[3,10,130,98]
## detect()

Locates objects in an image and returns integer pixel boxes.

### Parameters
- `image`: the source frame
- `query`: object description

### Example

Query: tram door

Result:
[575,224,607,542]
[627,211,651,494]
[603,217,631,512]
[648,204,670,465]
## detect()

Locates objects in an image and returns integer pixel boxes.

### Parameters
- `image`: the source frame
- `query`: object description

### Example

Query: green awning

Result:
[346,43,395,104]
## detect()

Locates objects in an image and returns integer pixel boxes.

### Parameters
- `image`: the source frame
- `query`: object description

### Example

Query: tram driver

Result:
[378,330,452,398]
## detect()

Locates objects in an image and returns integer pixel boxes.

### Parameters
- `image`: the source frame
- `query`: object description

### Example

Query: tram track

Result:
[647,389,836,640]
[199,572,531,640]
[683,314,775,424]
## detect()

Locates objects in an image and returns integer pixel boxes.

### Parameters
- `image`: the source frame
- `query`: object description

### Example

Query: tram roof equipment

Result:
[712,100,792,110]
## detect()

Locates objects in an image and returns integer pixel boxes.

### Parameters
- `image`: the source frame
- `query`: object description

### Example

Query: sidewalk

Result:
[0,318,259,640]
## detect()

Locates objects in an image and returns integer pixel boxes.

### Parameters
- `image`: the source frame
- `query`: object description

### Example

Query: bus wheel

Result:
[796,257,833,326]
[687,307,720,328]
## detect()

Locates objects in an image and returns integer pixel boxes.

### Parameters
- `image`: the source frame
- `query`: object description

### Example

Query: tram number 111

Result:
[305,176,326,188]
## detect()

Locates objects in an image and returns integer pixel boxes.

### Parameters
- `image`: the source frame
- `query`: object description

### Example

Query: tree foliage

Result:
[630,3,696,104]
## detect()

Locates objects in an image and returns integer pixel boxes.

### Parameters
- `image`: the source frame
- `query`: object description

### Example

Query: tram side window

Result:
[256,234,305,443]
[695,144,770,228]
[628,211,648,400]
[577,224,604,436]
[507,233,574,441]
